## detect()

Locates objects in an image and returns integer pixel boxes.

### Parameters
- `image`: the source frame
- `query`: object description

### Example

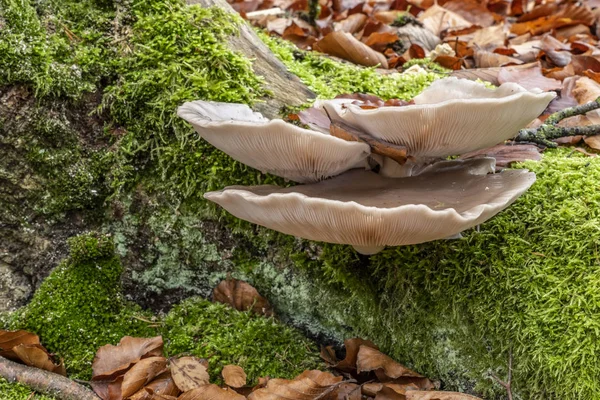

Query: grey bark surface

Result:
[187,0,315,118]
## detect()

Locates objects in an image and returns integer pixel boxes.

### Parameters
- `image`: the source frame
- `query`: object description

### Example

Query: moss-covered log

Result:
[2,0,600,399]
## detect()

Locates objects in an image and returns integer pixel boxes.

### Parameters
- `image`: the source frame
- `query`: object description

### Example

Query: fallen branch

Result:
[0,356,99,400]
[515,97,600,147]
[545,98,600,125]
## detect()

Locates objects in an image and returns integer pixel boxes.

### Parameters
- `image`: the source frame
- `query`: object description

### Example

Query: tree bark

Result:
[0,356,99,400]
[187,0,315,118]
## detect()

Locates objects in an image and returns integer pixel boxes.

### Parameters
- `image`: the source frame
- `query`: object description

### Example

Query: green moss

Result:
[260,32,442,100]
[162,298,323,384]
[283,148,600,399]
[103,1,267,196]
[9,232,158,379]
[0,378,56,400]
[0,0,115,97]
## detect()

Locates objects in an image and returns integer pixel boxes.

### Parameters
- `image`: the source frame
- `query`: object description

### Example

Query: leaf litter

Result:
[1,280,485,399]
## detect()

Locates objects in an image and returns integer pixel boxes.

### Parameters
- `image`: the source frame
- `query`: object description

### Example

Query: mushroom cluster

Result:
[178,78,555,255]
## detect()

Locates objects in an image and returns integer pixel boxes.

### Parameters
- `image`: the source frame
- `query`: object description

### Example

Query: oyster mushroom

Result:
[177,101,371,183]
[204,158,535,255]
[322,78,555,176]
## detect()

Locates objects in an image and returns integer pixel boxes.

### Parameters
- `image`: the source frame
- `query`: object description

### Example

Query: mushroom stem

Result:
[352,245,385,255]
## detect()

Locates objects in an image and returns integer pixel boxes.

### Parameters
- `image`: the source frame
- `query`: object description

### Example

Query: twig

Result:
[489,349,513,400]
[515,97,600,147]
[0,356,99,400]
[545,97,600,125]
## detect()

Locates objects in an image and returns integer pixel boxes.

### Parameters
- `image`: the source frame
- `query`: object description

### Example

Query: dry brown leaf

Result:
[128,371,180,400]
[474,49,522,68]
[322,338,378,373]
[553,135,584,145]
[442,0,497,27]
[121,357,168,399]
[213,278,273,316]
[417,5,472,37]
[584,135,600,150]
[334,13,367,34]
[405,390,482,400]
[247,370,344,400]
[92,336,164,380]
[574,147,598,157]
[364,32,399,53]
[498,62,562,91]
[460,144,542,168]
[12,344,66,376]
[222,365,247,388]
[451,67,500,84]
[178,384,246,400]
[435,55,464,70]
[314,31,388,68]
[373,11,406,24]
[329,382,361,400]
[0,330,41,361]
[170,356,210,393]
[540,34,571,67]
[356,345,423,381]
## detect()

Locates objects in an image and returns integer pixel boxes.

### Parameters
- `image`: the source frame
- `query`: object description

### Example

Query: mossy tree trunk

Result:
[187,0,315,118]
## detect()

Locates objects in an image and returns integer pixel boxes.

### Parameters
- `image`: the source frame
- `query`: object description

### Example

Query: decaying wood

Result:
[0,356,99,400]
[186,0,315,118]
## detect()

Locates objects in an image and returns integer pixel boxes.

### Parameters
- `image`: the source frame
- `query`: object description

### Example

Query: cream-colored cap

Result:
[178,101,371,183]
[204,158,535,255]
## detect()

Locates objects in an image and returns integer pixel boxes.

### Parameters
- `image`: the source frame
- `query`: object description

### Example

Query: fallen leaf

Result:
[121,356,168,398]
[356,345,424,381]
[442,0,497,27]
[128,371,180,400]
[222,365,247,388]
[584,135,600,150]
[460,144,542,168]
[417,5,472,37]
[364,32,399,53]
[92,336,164,379]
[540,34,572,67]
[170,356,210,393]
[247,370,344,400]
[403,391,483,399]
[213,278,273,316]
[0,330,41,361]
[498,62,562,91]
[474,49,522,68]
[553,135,583,145]
[178,384,246,400]
[334,13,367,34]
[314,31,388,68]
[12,344,66,376]
[322,338,379,373]
[574,147,598,157]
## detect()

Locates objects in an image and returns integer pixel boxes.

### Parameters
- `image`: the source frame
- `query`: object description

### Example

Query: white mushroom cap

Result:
[322,78,556,158]
[178,101,371,183]
[204,159,536,255]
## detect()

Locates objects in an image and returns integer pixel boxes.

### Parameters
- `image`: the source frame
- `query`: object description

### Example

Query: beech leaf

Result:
[92,336,164,380]
[170,356,210,392]
[0,330,42,361]
[121,356,168,398]
[178,384,246,400]
[313,31,388,68]
[356,345,424,380]
[222,365,247,388]
[213,278,273,316]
